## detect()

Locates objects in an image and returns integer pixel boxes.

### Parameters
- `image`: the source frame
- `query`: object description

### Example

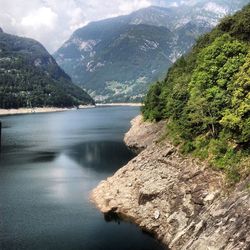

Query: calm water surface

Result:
[0,107,164,250]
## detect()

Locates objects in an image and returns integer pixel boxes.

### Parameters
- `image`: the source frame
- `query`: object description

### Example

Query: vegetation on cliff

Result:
[0,30,94,109]
[142,4,250,182]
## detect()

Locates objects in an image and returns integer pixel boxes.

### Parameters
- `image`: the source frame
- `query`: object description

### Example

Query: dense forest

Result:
[142,4,250,182]
[0,30,94,109]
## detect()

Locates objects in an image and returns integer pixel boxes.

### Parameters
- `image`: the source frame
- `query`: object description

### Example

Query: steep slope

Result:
[143,4,250,180]
[54,1,249,103]
[56,23,175,102]
[0,30,94,109]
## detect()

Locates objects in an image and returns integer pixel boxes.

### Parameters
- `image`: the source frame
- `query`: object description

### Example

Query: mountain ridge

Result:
[0,30,94,108]
[54,1,250,102]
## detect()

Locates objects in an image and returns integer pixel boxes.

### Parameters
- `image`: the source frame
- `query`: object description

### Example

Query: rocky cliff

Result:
[92,115,250,250]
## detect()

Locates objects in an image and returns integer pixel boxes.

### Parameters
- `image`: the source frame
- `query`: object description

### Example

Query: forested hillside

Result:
[142,4,250,182]
[0,29,94,109]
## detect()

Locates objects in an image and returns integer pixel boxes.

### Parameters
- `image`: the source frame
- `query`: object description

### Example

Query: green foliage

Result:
[142,4,250,182]
[218,4,250,41]
[0,31,94,109]
[142,82,164,121]
[220,53,250,143]
[187,34,248,137]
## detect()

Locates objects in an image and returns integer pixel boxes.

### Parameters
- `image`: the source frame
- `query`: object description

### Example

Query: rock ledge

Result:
[92,115,250,250]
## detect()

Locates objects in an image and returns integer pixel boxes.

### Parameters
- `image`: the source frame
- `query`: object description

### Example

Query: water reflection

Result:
[0,107,165,250]
[65,141,136,173]
[104,210,121,223]
[44,141,136,202]
[31,151,58,163]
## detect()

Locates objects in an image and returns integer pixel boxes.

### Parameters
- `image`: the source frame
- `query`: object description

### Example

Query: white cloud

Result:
[0,0,187,52]
[0,0,160,52]
[21,7,58,29]
[119,0,151,12]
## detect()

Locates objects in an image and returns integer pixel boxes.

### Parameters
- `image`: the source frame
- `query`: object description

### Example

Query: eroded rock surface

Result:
[124,115,165,151]
[92,115,250,250]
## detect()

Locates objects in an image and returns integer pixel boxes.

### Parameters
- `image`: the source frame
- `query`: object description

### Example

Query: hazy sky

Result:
[0,0,181,53]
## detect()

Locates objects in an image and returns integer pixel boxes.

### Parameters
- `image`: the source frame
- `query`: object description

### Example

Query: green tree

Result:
[221,53,250,143]
[187,34,248,137]
[142,82,164,121]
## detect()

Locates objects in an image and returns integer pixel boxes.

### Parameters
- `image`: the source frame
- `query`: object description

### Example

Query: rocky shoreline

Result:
[91,115,250,250]
[0,105,95,116]
[96,103,142,107]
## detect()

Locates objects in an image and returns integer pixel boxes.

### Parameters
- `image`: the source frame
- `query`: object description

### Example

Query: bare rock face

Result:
[91,115,250,250]
[124,115,165,151]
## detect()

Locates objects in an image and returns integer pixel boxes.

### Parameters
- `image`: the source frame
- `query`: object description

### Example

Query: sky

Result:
[0,0,182,53]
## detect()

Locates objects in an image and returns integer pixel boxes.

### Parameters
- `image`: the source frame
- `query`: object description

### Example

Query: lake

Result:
[0,107,164,250]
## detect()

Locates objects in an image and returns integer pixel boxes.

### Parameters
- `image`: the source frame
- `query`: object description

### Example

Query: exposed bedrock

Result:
[92,115,250,250]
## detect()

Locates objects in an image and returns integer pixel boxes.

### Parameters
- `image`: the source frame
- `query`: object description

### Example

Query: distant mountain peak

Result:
[0,28,3,33]
[128,5,172,28]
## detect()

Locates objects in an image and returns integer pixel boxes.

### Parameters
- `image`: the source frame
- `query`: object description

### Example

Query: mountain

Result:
[54,1,250,103]
[0,29,94,109]
[142,3,250,180]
